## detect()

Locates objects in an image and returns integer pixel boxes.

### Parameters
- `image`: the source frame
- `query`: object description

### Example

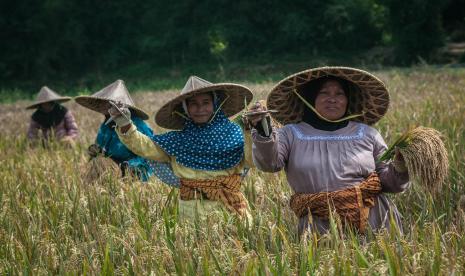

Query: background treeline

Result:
[1,0,464,91]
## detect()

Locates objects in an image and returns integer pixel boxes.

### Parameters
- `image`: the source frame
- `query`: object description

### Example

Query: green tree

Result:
[383,0,447,64]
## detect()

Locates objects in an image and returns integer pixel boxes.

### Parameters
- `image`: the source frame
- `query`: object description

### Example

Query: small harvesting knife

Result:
[243,110,278,136]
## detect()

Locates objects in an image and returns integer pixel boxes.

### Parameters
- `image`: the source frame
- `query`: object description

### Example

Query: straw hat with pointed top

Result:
[26,86,71,109]
[267,66,390,126]
[155,76,253,130]
[75,80,149,120]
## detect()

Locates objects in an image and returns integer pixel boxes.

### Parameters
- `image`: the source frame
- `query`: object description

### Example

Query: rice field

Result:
[0,67,464,274]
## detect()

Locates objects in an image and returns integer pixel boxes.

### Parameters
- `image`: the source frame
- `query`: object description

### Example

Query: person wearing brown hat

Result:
[26,86,78,145]
[246,67,410,236]
[75,80,179,185]
[108,76,255,221]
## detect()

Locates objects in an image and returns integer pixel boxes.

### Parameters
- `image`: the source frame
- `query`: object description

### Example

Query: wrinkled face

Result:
[40,102,55,113]
[186,93,214,124]
[314,80,348,121]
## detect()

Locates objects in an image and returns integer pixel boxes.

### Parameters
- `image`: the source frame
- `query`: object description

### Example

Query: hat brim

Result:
[155,83,253,130]
[267,66,389,126]
[74,96,150,120]
[26,97,72,110]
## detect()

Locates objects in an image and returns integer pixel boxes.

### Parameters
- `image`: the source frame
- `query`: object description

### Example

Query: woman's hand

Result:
[88,144,102,158]
[242,101,273,137]
[108,102,132,128]
[244,101,267,128]
[393,147,407,173]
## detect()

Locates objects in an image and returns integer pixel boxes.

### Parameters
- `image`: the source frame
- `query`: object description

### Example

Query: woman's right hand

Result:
[108,102,132,128]
[245,101,267,128]
[88,144,102,158]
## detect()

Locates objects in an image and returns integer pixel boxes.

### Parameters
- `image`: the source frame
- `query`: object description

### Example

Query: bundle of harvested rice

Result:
[379,126,449,190]
[83,156,121,183]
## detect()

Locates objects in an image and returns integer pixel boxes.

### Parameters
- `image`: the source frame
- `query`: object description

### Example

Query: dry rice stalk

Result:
[458,195,465,213]
[83,156,121,183]
[456,195,465,231]
[382,126,449,191]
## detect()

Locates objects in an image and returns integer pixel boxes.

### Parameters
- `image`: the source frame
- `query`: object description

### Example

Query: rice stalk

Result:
[380,126,449,191]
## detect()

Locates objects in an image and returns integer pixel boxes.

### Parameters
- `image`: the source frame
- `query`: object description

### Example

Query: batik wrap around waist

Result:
[289,172,382,232]
[179,174,247,216]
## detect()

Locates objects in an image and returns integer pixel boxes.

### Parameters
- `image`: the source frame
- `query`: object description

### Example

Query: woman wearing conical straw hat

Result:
[108,76,254,221]
[26,86,79,145]
[75,80,179,185]
[246,67,412,235]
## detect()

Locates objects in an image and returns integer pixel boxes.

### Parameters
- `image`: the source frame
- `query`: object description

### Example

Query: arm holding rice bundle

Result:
[372,130,410,193]
[378,126,449,192]
[251,67,412,235]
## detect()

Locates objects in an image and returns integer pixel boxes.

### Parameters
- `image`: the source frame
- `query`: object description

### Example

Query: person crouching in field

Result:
[108,76,254,222]
[247,67,410,236]
[75,80,179,185]
[26,86,78,146]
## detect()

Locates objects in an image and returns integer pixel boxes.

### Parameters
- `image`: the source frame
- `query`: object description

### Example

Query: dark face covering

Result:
[299,76,351,131]
[32,103,67,129]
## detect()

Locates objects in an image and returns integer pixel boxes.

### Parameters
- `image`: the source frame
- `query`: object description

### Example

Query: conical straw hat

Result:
[26,86,71,109]
[155,76,253,129]
[75,80,149,120]
[267,66,390,125]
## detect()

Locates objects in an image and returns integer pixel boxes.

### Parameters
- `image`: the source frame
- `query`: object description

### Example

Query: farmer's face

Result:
[40,102,55,113]
[314,80,348,121]
[186,93,214,124]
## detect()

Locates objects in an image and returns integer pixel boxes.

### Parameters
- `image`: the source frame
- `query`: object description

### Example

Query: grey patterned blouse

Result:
[252,121,409,234]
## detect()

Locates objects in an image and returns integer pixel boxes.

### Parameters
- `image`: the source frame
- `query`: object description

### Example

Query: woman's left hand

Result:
[393,147,407,172]
[88,144,102,158]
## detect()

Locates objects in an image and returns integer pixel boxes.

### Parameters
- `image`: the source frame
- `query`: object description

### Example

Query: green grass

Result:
[4,59,463,104]
[0,67,464,274]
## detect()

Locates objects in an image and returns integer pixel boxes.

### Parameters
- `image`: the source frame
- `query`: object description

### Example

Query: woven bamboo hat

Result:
[155,76,253,130]
[267,66,390,125]
[75,80,149,120]
[26,86,71,109]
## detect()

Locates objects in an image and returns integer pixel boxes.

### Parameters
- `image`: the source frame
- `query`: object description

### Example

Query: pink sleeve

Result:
[372,131,410,193]
[64,111,79,139]
[27,119,40,140]
[251,127,291,172]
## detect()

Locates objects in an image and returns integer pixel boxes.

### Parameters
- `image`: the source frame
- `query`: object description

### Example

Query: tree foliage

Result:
[0,0,461,88]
